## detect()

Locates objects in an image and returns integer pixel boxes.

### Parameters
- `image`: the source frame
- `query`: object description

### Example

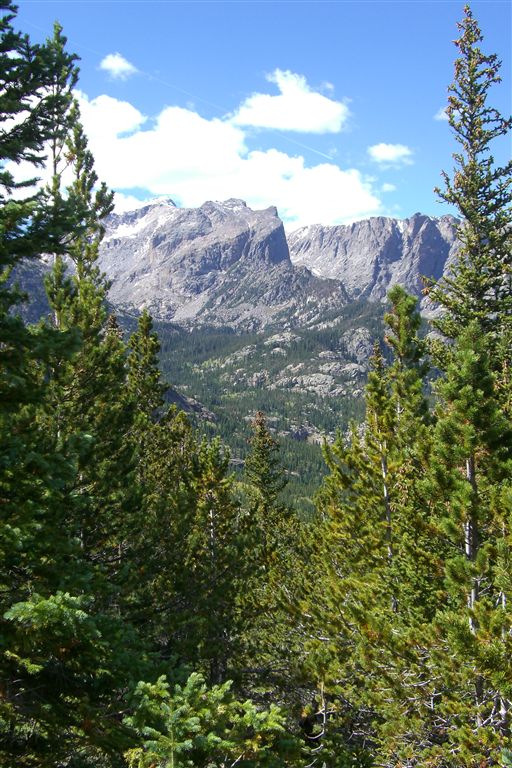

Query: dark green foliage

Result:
[2,4,511,767]
[295,8,512,765]
[244,410,287,514]
[127,309,167,420]
[431,5,512,354]
[421,324,512,763]
[238,413,306,701]
[156,300,383,513]
[1,8,302,764]
[124,672,302,768]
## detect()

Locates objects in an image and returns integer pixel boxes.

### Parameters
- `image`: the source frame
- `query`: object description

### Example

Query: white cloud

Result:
[230,69,350,133]
[99,52,138,80]
[73,92,380,228]
[78,91,146,136]
[368,143,414,165]
[434,106,449,121]
[381,183,396,192]
[112,192,151,213]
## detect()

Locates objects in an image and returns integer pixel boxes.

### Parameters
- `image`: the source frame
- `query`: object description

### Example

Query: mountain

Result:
[287,213,459,310]
[15,200,459,332]
[13,199,461,504]
[100,199,347,332]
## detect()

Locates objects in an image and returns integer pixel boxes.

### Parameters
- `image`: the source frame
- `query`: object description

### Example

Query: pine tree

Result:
[164,438,248,684]
[297,289,438,765]
[430,5,512,360]
[418,323,512,765]
[0,12,145,763]
[410,8,512,762]
[39,81,138,606]
[0,6,87,760]
[365,9,512,762]
[238,413,305,702]
[244,411,286,517]
[127,309,166,423]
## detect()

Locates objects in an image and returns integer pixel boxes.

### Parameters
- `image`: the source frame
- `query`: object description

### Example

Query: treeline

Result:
[1,2,511,767]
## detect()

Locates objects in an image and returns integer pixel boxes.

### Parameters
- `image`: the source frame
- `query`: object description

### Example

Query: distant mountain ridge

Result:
[97,199,459,330]
[288,212,459,310]
[15,199,460,331]
[99,198,347,332]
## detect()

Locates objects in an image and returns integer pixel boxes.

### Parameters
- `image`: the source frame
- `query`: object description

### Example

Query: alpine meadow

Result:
[1,2,511,766]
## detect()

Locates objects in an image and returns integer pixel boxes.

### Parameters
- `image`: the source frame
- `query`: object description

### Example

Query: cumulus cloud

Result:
[111,192,151,213]
[73,91,380,228]
[230,69,350,133]
[78,91,146,136]
[434,106,449,121]
[381,182,396,192]
[100,52,138,80]
[368,143,413,165]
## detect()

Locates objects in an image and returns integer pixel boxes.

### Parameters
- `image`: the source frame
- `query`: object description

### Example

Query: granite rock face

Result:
[287,213,459,310]
[99,198,347,331]
[14,201,460,332]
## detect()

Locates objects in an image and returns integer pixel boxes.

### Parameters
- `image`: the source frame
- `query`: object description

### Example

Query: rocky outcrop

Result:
[14,200,460,333]
[287,213,459,309]
[99,198,347,331]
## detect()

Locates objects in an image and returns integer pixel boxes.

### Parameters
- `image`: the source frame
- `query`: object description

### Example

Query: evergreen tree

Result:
[297,289,437,765]
[418,323,512,765]
[124,672,302,768]
[0,5,85,760]
[244,411,286,517]
[408,9,512,761]
[430,5,512,360]
[177,439,247,684]
[127,309,166,423]
[0,12,145,764]
[239,413,305,702]
[39,80,139,609]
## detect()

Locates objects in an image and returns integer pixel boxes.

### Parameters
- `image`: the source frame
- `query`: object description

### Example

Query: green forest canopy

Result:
[0,2,511,766]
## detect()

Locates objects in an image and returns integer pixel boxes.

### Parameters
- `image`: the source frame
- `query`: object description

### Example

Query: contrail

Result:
[23,17,339,163]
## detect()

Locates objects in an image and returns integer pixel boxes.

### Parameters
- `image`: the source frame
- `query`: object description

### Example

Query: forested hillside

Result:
[155,299,384,513]
[1,3,511,767]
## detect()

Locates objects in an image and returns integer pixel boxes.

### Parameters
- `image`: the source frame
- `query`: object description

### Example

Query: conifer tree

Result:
[0,5,83,759]
[418,323,512,765]
[124,672,302,768]
[161,438,247,684]
[39,77,140,607]
[431,5,512,359]
[0,12,144,763]
[365,9,512,762]
[239,413,305,699]
[245,411,286,516]
[127,309,167,422]
[298,289,437,764]
[409,8,512,762]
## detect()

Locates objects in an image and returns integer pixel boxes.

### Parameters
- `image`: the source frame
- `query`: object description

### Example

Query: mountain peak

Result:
[288,213,459,306]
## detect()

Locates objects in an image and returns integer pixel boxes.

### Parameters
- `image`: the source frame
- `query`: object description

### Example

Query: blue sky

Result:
[17,1,512,229]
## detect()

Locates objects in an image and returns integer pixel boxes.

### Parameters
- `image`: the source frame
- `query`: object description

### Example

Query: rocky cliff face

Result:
[14,200,460,331]
[99,198,347,331]
[287,213,459,310]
